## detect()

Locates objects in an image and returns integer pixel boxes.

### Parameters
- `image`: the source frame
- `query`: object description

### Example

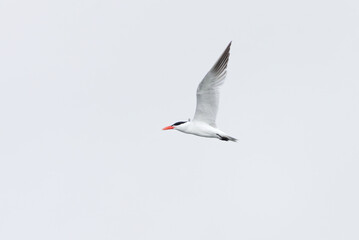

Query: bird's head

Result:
[162,121,188,131]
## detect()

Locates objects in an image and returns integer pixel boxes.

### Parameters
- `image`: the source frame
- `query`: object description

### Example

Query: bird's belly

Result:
[182,123,219,138]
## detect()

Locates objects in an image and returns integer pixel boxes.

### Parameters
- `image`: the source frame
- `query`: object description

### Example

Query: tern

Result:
[163,42,237,142]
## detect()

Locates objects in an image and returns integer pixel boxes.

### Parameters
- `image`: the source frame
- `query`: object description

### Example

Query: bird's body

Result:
[163,42,237,142]
[174,121,236,141]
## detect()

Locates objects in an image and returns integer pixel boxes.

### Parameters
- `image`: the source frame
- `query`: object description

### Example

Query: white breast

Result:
[177,121,224,138]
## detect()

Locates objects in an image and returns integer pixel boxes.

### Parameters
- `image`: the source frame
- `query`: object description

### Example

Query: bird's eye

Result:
[172,121,186,126]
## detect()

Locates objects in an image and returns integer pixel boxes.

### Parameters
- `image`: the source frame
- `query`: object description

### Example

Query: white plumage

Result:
[163,42,237,142]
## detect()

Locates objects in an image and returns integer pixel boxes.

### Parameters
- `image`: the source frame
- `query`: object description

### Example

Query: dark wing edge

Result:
[211,41,231,78]
[197,41,232,91]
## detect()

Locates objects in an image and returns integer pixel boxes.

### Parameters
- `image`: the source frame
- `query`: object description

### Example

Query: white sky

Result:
[0,0,358,239]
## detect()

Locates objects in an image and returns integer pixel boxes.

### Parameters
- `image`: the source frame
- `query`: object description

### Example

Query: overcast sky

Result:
[0,0,358,239]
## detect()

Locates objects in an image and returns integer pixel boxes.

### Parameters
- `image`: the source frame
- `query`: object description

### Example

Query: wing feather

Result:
[193,42,232,126]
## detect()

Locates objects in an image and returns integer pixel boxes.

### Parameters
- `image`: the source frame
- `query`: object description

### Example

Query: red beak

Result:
[162,126,174,130]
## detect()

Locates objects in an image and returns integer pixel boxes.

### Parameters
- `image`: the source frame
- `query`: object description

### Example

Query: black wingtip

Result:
[224,41,232,55]
[211,41,232,73]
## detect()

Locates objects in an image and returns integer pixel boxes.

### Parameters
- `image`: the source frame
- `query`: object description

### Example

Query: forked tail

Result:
[216,134,238,142]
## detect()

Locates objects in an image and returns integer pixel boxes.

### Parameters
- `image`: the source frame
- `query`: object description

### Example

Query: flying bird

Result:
[163,42,237,142]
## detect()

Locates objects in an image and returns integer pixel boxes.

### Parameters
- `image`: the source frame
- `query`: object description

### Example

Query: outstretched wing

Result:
[193,42,231,127]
